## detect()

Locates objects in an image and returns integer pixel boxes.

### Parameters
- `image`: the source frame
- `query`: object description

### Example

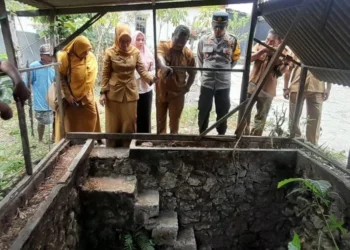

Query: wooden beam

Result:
[290,66,307,138]
[235,3,308,138]
[15,0,254,17]
[66,132,302,144]
[0,0,33,175]
[0,62,61,76]
[170,66,245,73]
[197,99,248,140]
[253,38,301,66]
[238,0,258,122]
[54,12,107,53]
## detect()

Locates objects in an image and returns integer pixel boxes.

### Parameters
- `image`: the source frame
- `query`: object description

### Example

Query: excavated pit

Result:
[1,138,350,250]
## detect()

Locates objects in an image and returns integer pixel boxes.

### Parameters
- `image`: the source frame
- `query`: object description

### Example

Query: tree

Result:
[227,11,250,42]
[156,9,188,40]
[191,6,222,40]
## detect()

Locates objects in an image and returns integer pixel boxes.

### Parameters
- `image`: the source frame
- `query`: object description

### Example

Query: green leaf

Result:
[277,178,304,189]
[123,233,135,250]
[328,215,348,235]
[308,179,331,197]
[288,232,301,250]
[286,187,306,197]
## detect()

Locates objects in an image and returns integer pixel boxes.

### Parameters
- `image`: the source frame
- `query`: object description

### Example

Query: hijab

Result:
[131,31,155,71]
[113,23,136,56]
[58,35,97,100]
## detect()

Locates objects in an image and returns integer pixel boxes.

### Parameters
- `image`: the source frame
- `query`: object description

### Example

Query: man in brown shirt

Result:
[284,53,331,145]
[245,29,288,135]
[157,25,197,134]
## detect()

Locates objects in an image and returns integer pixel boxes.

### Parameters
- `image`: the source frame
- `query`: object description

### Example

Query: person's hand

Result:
[0,102,13,120]
[65,95,75,105]
[13,81,30,106]
[161,66,173,79]
[323,91,330,101]
[152,76,158,84]
[99,94,106,106]
[283,89,290,99]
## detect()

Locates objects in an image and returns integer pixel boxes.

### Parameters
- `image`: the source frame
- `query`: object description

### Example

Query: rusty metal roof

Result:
[260,0,350,87]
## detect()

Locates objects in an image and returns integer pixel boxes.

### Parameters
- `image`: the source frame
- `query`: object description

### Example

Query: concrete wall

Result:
[0,29,44,66]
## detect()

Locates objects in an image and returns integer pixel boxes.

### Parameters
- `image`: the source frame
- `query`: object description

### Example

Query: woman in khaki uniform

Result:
[99,24,156,147]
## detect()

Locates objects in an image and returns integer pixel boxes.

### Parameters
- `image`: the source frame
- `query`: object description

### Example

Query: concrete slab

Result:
[89,148,129,159]
[135,190,159,225]
[81,176,137,195]
[152,211,178,246]
[174,227,196,250]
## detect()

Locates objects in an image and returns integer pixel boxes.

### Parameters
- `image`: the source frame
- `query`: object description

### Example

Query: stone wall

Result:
[11,184,81,250]
[128,148,298,249]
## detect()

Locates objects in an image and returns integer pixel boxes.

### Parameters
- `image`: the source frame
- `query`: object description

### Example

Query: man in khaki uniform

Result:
[245,29,288,136]
[157,25,197,134]
[284,54,331,145]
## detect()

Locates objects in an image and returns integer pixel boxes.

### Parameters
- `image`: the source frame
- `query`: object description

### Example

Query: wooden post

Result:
[196,99,248,140]
[238,0,258,122]
[347,150,350,170]
[152,0,160,135]
[0,0,32,175]
[290,66,307,138]
[235,3,308,138]
[26,61,34,136]
[49,13,65,139]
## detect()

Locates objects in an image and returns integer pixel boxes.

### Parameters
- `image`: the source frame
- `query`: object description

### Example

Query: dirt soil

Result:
[0,145,82,250]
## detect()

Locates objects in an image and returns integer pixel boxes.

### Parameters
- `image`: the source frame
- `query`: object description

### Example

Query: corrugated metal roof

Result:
[261,0,350,87]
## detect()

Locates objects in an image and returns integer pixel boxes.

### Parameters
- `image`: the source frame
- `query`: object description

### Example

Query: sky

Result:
[228,3,253,14]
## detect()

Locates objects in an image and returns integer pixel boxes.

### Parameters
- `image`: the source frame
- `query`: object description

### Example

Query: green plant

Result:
[278,178,348,250]
[288,232,301,250]
[157,8,188,40]
[120,230,155,250]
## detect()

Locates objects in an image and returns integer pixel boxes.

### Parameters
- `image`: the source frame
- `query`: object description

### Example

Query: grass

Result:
[0,103,53,200]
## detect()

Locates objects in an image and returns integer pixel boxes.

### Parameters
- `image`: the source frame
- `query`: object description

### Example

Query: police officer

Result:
[197,11,241,135]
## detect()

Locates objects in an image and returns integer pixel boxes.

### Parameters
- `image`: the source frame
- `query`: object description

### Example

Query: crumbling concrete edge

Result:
[58,139,94,184]
[0,139,70,232]
[9,184,65,250]
[296,150,350,205]
[8,139,93,250]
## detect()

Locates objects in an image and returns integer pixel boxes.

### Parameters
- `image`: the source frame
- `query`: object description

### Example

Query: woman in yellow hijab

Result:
[99,24,156,147]
[55,35,101,142]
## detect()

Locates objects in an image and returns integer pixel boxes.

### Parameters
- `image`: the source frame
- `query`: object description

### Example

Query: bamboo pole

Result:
[26,61,34,137]
[238,0,258,122]
[0,0,33,175]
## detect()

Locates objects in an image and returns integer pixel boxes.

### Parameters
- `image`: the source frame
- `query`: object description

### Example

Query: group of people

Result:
[52,11,241,147]
[0,11,330,147]
[246,29,331,145]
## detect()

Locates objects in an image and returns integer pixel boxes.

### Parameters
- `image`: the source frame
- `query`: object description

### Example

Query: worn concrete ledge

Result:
[89,147,129,159]
[296,150,350,205]
[130,139,299,157]
[58,139,94,184]
[0,139,70,232]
